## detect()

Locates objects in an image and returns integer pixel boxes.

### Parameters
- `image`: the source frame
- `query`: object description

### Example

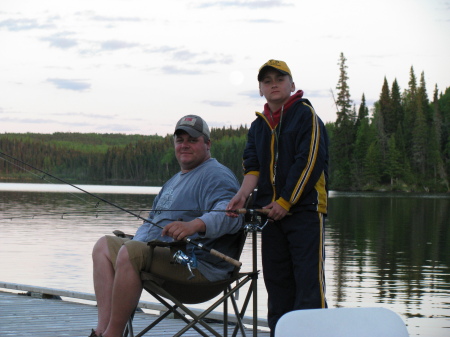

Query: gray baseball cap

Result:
[174,115,210,139]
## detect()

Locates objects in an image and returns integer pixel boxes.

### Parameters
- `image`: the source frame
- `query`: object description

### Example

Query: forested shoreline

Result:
[1,55,449,192]
[328,54,449,192]
[0,127,249,186]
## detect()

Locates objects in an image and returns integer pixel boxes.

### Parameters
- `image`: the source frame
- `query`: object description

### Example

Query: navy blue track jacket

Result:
[243,98,329,214]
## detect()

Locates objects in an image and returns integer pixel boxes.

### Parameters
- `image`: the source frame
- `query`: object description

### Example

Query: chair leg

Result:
[231,273,259,337]
[123,310,136,337]
[143,291,213,337]
[223,290,228,337]
[175,276,254,337]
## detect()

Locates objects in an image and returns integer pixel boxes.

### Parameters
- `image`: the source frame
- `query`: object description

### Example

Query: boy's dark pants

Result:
[261,210,327,336]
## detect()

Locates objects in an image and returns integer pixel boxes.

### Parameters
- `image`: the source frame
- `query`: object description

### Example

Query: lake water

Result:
[0,183,449,336]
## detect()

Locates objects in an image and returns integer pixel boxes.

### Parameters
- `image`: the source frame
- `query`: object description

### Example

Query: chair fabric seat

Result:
[141,271,250,304]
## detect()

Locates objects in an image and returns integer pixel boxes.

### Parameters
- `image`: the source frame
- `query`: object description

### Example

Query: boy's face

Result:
[259,69,295,106]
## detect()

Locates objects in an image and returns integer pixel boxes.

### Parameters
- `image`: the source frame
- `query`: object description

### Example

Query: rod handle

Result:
[209,249,242,268]
[235,208,291,216]
[235,208,270,215]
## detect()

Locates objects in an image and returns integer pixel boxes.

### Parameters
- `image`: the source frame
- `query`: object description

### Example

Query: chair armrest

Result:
[147,240,186,248]
[113,230,134,239]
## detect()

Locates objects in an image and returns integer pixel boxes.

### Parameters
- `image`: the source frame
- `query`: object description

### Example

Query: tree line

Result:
[0,126,248,186]
[1,54,449,192]
[328,53,449,192]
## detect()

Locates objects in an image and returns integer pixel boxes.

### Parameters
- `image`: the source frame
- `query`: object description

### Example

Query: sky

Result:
[1,0,449,136]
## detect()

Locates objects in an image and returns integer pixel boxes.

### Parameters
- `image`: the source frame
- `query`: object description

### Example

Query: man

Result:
[227,59,329,336]
[90,115,242,337]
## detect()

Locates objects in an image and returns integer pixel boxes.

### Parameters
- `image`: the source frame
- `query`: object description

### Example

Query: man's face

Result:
[174,131,211,172]
[259,69,295,105]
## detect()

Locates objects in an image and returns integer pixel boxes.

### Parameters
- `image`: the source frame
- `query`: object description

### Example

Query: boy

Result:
[227,59,329,336]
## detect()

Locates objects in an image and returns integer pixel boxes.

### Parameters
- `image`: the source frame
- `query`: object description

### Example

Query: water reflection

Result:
[327,194,450,335]
[1,186,449,336]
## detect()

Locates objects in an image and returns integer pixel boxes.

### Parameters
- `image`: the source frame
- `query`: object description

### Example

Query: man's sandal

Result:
[88,329,99,337]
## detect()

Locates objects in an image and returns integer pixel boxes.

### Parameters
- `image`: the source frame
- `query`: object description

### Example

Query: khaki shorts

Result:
[105,235,208,283]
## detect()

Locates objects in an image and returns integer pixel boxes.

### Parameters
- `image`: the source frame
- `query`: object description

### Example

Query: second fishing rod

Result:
[0,151,242,268]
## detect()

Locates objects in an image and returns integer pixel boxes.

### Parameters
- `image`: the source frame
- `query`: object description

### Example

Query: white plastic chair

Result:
[275,307,409,337]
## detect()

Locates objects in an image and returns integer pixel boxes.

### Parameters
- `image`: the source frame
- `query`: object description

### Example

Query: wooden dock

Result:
[0,282,270,337]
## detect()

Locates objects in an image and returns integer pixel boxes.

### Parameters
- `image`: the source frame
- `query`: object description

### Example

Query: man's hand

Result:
[264,202,288,221]
[227,174,258,217]
[161,219,206,241]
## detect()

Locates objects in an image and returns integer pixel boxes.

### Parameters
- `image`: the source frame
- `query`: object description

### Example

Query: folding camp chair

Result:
[119,210,263,337]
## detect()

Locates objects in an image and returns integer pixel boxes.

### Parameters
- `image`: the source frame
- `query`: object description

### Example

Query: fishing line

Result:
[0,151,242,267]
[0,209,152,221]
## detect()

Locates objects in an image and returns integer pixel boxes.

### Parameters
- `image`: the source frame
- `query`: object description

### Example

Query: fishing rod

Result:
[153,208,272,215]
[0,208,271,221]
[0,151,242,267]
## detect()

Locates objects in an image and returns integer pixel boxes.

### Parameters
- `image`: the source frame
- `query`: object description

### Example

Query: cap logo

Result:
[267,60,282,67]
[179,117,197,126]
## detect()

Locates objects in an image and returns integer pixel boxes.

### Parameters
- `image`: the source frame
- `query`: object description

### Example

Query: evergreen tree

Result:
[357,93,369,121]
[330,52,355,189]
[413,72,433,183]
[418,72,432,124]
[385,136,403,186]
[353,115,375,188]
[364,141,383,185]
[430,85,449,189]
[379,77,394,136]
[402,66,418,159]
[335,52,353,125]
[371,101,388,175]
[439,88,450,183]
[411,96,428,178]
[391,79,403,133]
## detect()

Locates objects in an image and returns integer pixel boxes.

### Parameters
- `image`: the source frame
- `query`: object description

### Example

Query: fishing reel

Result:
[244,218,270,232]
[243,209,271,233]
[173,250,198,280]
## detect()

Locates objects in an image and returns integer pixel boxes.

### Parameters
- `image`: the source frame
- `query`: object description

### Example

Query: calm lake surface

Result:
[0,183,449,336]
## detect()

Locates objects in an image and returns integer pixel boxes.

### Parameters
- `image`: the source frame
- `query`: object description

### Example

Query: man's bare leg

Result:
[101,245,143,337]
[92,236,115,336]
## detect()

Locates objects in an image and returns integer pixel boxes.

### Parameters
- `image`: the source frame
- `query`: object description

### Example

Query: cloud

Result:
[161,65,204,75]
[0,18,54,31]
[53,112,116,119]
[202,100,233,107]
[41,32,78,49]
[173,49,200,61]
[100,40,140,50]
[198,55,233,65]
[76,11,144,23]
[239,90,261,99]
[47,78,91,91]
[91,15,144,23]
[306,89,332,99]
[249,18,281,23]
[193,0,293,9]
[95,123,144,133]
[1,116,61,124]
[144,45,178,54]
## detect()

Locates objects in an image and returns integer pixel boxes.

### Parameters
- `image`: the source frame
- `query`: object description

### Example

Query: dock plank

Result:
[0,291,270,337]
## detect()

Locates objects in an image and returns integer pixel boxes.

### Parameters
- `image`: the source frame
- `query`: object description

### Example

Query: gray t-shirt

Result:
[133,158,242,281]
